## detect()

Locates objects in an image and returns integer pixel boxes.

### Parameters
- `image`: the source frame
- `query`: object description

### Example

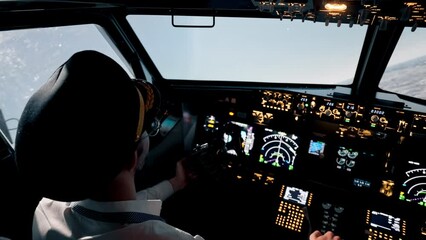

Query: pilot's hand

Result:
[169,159,197,192]
[309,230,341,240]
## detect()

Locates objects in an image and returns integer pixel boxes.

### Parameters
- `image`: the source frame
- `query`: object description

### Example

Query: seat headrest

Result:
[15,50,154,201]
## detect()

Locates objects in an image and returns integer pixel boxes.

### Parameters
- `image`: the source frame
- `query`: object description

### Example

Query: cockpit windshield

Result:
[380,27,426,101]
[128,15,367,84]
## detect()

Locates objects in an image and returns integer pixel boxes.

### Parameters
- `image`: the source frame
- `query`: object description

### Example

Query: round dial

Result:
[337,147,349,157]
[401,168,426,204]
[347,151,359,159]
[259,133,299,168]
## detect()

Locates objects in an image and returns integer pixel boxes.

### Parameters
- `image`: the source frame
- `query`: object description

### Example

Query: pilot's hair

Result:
[15,50,158,201]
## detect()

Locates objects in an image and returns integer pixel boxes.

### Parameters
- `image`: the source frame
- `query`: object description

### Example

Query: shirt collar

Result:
[71,198,162,216]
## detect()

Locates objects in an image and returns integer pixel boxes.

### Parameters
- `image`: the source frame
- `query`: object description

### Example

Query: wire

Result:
[5,118,19,123]
[5,118,19,131]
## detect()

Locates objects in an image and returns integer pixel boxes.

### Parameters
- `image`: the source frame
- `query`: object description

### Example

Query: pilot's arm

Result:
[136,159,189,201]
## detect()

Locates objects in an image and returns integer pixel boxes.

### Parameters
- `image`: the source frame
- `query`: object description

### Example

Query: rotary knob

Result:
[370,114,379,122]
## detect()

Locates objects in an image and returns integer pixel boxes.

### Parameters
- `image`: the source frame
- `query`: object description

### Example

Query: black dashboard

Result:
[175,88,426,240]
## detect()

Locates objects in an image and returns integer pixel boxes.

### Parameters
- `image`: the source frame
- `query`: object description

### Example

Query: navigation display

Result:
[258,128,300,170]
[283,186,309,205]
[397,137,426,208]
[399,161,426,207]
[223,121,255,157]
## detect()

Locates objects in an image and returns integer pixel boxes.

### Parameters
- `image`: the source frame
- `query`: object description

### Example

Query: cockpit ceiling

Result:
[251,0,426,29]
[2,0,426,29]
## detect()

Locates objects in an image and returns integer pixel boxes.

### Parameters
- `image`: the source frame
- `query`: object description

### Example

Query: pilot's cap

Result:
[15,50,149,201]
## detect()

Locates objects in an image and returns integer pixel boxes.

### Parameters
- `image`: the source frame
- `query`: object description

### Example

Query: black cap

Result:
[15,50,143,201]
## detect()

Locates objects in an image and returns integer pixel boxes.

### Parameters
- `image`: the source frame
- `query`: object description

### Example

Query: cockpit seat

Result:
[0,129,39,240]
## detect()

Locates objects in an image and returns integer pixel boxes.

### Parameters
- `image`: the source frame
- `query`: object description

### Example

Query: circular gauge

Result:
[401,168,426,204]
[346,160,355,167]
[347,151,358,159]
[336,158,345,165]
[337,147,348,157]
[259,133,299,168]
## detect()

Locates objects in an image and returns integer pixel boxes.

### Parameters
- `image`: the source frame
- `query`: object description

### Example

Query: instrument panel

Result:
[192,89,426,240]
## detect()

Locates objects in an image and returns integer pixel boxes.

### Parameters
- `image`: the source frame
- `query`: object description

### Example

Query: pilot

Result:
[310,230,341,240]
[15,50,340,240]
[15,50,200,240]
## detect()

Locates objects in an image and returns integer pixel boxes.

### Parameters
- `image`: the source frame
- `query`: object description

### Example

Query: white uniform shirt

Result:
[33,180,205,240]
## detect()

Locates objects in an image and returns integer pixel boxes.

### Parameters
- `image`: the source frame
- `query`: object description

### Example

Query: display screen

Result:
[258,128,300,170]
[308,139,326,156]
[397,137,426,207]
[159,115,179,137]
[369,211,401,233]
[399,161,426,207]
[283,186,309,205]
[223,121,255,156]
[353,178,371,188]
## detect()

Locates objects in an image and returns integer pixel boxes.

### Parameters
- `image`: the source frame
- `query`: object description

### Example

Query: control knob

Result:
[370,114,379,122]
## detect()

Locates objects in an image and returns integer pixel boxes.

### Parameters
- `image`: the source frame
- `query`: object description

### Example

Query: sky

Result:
[128,15,368,84]
[128,15,426,85]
